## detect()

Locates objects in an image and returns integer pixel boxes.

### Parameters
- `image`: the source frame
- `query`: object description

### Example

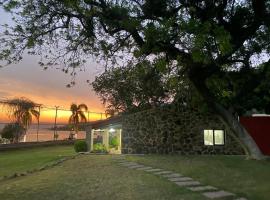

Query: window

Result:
[204,129,225,146]
[204,130,214,145]
[214,130,225,145]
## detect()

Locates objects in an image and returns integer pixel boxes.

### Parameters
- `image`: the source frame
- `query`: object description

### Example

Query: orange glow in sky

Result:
[0,105,106,124]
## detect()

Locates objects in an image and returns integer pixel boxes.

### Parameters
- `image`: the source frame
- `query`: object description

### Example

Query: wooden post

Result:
[85,125,92,152]
[36,105,41,142]
[54,106,59,141]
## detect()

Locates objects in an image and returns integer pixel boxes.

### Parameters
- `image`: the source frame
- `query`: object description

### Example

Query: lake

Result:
[0,123,86,142]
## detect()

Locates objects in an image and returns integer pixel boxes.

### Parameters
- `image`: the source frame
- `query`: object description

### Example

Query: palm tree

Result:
[68,103,88,139]
[2,97,40,142]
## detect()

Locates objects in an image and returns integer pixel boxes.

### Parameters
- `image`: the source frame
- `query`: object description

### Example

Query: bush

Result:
[0,123,25,143]
[0,137,10,144]
[74,140,88,152]
[109,136,119,148]
[92,143,108,153]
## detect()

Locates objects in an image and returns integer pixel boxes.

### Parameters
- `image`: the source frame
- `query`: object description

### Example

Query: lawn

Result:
[127,155,270,200]
[0,145,75,177]
[0,155,205,200]
[1,150,270,200]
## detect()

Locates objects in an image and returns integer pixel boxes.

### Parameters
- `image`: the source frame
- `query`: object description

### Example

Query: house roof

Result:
[89,115,122,129]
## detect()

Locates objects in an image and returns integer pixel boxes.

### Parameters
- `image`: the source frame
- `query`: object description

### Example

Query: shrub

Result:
[74,140,88,152]
[92,143,108,153]
[0,137,10,144]
[109,136,119,148]
[0,123,25,143]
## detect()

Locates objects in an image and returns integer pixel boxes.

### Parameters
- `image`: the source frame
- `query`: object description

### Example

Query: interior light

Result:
[109,128,115,133]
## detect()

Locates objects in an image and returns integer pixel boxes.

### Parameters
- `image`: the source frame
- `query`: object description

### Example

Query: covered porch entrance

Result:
[90,124,122,154]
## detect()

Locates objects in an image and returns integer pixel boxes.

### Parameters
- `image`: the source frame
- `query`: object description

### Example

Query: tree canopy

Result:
[1,0,270,159]
[1,97,40,129]
[92,60,172,112]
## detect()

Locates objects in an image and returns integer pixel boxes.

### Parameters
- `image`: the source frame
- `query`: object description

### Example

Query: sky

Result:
[0,8,106,123]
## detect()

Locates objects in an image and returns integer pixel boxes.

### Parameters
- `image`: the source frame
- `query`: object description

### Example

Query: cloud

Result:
[0,91,11,98]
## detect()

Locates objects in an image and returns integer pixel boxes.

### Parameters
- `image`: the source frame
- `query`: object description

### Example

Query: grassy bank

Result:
[0,145,75,177]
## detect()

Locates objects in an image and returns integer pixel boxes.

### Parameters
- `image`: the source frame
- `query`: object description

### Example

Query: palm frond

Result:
[2,97,40,129]
[70,103,78,113]
[78,104,88,111]
[68,103,88,129]
[78,111,87,122]
[30,109,40,121]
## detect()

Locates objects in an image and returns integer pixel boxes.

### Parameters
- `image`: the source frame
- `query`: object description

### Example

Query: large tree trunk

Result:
[210,101,264,159]
[189,75,265,160]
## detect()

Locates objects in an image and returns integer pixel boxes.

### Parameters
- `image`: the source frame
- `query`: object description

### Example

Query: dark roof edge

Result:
[88,115,123,129]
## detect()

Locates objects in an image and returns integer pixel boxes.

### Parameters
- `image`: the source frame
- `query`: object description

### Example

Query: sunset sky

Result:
[0,8,106,123]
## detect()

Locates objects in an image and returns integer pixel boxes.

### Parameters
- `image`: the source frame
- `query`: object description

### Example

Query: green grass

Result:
[0,145,75,177]
[0,155,206,200]
[127,155,270,200]
[1,150,269,200]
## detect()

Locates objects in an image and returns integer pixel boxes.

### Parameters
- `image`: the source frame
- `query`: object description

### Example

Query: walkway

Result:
[113,156,247,200]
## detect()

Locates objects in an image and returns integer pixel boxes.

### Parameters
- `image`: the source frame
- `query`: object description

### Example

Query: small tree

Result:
[0,123,25,143]
[2,98,40,142]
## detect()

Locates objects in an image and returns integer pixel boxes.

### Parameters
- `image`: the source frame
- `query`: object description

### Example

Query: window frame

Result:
[203,129,226,146]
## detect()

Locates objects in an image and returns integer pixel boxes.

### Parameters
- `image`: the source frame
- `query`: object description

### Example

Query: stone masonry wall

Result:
[121,105,244,155]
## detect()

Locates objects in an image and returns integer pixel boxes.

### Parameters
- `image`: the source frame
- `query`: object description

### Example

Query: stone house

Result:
[86,104,245,155]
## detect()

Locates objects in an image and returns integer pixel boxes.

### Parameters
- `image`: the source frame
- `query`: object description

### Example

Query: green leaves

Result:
[26,37,35,48]
[2,0,20,11]
[92,61,171,113]
[213,26,232,55]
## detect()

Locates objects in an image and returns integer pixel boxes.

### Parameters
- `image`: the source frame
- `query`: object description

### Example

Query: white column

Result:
[85,126,92,152]
[103,129,109,149]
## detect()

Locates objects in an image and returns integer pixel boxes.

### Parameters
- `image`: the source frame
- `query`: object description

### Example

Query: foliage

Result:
[1,98,40,130]
[92,143,108,153]
[68,103,88,134]
[0,137,10,144]
[207,62,270,115]
[92,61,172,112]
[109,136,119,148]
[0,123,25,143]
[74,140,88,152]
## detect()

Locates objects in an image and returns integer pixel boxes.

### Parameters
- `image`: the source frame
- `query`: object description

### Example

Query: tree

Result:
[92,60,171,113]
[2,98,40,142]
[0,0,270,159]
[0,123,25,143]
[68,103,88,139]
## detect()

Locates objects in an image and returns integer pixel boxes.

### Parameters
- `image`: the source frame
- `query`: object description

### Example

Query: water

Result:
[0,123,86,142]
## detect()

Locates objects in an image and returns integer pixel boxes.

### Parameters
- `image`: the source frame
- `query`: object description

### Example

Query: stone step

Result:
[168,177,193,182]
[175,181,201,187]
[202,190,235,199]
[153,171,173,175]
[144,168,162,172]
[187,185,217,192]
[136,167,153,171]
[163,173,183,178]
[127,165,145,169]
